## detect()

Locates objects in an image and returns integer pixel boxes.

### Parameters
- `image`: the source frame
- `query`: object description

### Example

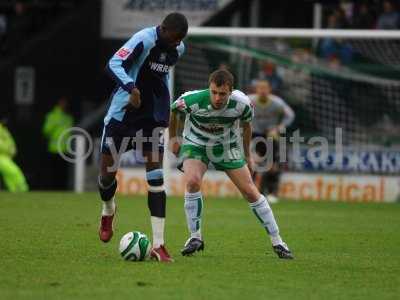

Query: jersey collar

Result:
[208,93,232,111]
[257,95,272,108]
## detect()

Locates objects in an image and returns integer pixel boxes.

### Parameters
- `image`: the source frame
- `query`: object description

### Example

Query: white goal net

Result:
[174,28,400,147]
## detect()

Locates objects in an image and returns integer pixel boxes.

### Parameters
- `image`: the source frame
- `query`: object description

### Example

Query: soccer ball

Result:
[119,231,151,261]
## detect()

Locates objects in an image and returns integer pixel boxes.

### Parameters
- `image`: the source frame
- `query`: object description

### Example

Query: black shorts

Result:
[100,118,165,155]
[252,133,280,163]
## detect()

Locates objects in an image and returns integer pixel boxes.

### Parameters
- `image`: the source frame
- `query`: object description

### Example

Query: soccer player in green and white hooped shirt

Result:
[169,69,294,259]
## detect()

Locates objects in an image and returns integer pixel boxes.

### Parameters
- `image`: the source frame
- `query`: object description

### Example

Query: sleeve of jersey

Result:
[281,101,295,127]
[170,97,191,114]
[240,102,254,122]
[106,34,147,93]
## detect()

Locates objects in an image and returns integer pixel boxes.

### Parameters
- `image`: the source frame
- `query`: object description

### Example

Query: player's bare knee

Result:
[186,175,202,193]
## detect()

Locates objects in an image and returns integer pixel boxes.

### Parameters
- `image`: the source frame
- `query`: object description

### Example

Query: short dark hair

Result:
[209,69,234,90]
[162,12,188,36]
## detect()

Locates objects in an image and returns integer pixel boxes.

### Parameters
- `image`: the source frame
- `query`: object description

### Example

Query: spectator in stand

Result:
[320,11,353,64]
[282,49,312,105]
[0,118,29,192]
[352,3,375,29]
[377,0,400,29]
[3,0,34,53]
[42,96,74,190]
[333,6,350,29]
[319,13,340,59]
[218,62,231,71]
[257,61,283,94]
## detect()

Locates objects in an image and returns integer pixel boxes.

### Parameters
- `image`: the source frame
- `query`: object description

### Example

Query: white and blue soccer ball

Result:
[119,231,151,261]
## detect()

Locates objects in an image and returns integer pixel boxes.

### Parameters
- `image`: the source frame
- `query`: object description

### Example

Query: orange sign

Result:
[116,169,400,203]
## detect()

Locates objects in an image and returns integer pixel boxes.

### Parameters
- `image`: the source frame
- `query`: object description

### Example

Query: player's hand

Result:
[129,87,141,108]
[124,87,141,111]
[267,128,279,140]
[169,140,181,157]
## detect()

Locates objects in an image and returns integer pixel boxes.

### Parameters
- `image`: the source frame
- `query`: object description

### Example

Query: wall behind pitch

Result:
[116,168,400,203]
[0,0,103,189]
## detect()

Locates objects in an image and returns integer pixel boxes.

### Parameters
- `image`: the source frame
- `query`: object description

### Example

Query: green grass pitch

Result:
[0,192,399,300]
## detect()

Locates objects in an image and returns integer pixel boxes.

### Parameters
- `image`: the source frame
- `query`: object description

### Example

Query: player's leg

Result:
[181,158,208,256]
[225,165,293,259]
[263,165,280,203]
[252,134,267,193]
[142,149,172,262]
[97,123,125,243]
[99,153,118,209]
[98,152,119,242]
[263,139,281,203]
[253,172,263,192]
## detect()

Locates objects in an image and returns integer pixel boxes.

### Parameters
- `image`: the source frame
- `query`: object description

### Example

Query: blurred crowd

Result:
[319,0,400,65]
[327,0,400,30]
[0,0,79,55]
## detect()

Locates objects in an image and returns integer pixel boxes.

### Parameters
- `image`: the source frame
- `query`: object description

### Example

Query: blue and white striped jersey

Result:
[104,26,185,127]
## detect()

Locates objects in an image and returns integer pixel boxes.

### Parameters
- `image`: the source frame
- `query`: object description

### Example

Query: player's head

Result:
[255,80,271,98]
[15,0,28,16]
[208,69,234,110]
[383,0,395,12]
[160,12,188,48]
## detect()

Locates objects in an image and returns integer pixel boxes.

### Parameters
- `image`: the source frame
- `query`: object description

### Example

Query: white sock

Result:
[184,191,203,239]
[249,195,283,246]
[270,235,283,246]
[101,197,115,216]
[151,216,165,248]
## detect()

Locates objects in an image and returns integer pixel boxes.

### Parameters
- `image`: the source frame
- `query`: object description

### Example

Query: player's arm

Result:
[268,99,295,139]
[169,97,190,156]
[242,121,252,160]
[0,125,16,157]
[242,121,254,173]
[42,112,55,137]
[169,91,200,155]
[240,98,255,173]
[277,99,295,131]
[106,39,141,93]
[168,110,183,156]
[106,33,151,108]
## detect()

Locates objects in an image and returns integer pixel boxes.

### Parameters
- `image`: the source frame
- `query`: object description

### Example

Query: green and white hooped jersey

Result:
[171,89,254,147]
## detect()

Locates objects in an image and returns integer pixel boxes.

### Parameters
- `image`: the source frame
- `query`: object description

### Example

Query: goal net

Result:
[174,28,400,147]
[77,28,400,193]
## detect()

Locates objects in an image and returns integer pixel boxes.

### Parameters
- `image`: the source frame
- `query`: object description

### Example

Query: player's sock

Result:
[150,216,165,248]
[249,194,283,246]
[184,191,203,239]
[102,197,115,216]
[146,169,166,248]
[98,175,117,215]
